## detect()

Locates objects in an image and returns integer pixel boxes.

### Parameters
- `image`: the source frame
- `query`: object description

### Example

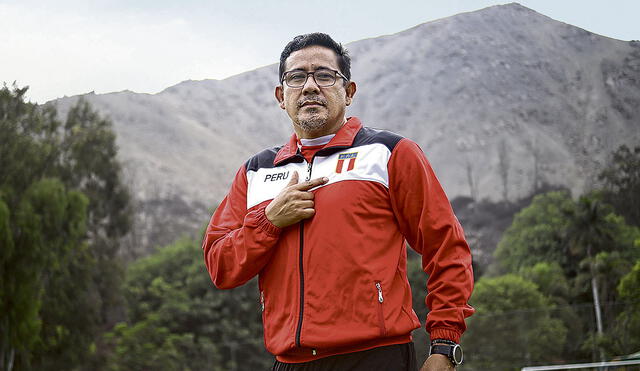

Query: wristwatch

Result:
[429,340,464,366]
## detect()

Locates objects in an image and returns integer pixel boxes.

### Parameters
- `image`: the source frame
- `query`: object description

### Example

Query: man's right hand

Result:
[265,171,329,228]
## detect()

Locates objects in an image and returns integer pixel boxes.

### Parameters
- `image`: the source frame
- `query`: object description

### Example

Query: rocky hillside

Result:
[51,3,640,258]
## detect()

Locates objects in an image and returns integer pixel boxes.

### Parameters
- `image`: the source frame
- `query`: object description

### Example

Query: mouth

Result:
[298,99,326,108]
[302,103,323,108]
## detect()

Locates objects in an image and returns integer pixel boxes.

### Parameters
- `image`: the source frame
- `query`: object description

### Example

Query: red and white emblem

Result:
[336,152,358,173]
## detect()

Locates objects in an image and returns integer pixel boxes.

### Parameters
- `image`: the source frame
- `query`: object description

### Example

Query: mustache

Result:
[297,97,327,107]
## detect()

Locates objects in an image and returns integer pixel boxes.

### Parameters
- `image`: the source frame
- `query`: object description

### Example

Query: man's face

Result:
[275,45,356,139]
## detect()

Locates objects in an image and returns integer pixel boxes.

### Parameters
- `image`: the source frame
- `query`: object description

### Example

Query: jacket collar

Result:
[274,117,362,165]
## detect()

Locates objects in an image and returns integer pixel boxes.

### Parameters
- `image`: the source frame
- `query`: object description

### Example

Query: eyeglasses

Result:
[281,68,347,88]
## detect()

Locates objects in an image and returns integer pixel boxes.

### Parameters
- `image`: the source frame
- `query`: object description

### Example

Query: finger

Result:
[297,200,314,209]
[297,191,314,200]
[287,171,299,186]
[294,176,329,191]
[299,208,316,219]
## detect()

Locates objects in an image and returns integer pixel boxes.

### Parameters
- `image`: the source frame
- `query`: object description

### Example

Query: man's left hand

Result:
[420,354,454,371]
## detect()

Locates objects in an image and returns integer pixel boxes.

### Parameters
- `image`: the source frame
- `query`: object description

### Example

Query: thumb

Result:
[287,171,299,186]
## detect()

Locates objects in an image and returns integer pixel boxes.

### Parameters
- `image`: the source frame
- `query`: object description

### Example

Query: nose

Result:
[302,73,321,95]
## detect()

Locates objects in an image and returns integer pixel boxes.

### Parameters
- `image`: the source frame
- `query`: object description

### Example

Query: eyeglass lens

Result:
[285,70,337,87]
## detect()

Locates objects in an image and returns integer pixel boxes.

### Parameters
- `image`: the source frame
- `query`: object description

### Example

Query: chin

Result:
[296,115,328,133]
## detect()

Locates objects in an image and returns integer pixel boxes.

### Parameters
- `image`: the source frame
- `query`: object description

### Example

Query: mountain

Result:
[51,3,640,258]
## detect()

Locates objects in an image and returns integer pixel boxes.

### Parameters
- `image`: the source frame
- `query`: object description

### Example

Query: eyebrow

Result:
[286,66,333,73]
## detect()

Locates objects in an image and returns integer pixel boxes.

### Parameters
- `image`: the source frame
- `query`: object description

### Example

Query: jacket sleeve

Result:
[202,164,282,289]
[388,138,475,343]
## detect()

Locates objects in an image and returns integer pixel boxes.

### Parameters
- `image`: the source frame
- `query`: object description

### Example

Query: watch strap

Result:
[430,344,453,357]
[431,339,456,346]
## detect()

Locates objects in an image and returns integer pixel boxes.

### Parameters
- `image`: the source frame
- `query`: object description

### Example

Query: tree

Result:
[58,99,132,338]
[492,190,640,362]
[406,255,430,365]
[519,262,587,357]
[599,145,640,227]
[0,84,131,370]
[520,262,569,304]
[613,257,640,354]
[462,274,567,370]
[564,197,612,358]
[563,195,640,360]
[0,179,89,370]
[494,191,639,281]
[107,238,272,370]
[493,191,575,274]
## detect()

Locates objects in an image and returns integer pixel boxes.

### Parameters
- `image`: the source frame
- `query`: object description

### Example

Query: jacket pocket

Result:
[375,281,387,336]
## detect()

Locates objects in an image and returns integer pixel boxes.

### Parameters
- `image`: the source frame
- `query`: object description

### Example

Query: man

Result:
[202,33,474,370]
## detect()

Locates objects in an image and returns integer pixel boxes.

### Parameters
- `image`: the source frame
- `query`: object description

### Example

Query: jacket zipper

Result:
[375,281,387,336]
[295,159,314,348]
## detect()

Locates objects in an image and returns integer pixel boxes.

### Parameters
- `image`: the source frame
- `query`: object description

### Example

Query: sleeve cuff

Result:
[254,205,281,237]
[429,327,462,344]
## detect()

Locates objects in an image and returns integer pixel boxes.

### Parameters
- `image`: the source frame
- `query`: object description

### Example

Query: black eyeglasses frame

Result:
[280,68,348,88]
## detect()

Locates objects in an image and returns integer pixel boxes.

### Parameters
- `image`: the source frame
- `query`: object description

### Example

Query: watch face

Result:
[453,344,464,365]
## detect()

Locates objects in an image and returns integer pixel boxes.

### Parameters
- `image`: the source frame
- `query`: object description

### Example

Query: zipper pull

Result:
[376,282,384,303]
[306,161,312,181]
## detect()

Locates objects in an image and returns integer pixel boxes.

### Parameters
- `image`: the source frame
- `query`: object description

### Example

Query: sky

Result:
[1,0,638,104]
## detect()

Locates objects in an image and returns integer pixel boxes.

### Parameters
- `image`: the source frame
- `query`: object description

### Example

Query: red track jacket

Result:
[202,117,474,363]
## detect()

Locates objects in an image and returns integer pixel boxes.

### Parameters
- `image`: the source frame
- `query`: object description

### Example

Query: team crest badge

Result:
[336,152,358,173]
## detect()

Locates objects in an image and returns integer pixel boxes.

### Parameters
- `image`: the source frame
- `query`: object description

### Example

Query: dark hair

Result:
[279,32,351,84]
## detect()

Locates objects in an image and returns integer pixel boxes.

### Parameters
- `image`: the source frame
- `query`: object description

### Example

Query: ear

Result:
[345,81,357,106]
[275,86,285,110]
